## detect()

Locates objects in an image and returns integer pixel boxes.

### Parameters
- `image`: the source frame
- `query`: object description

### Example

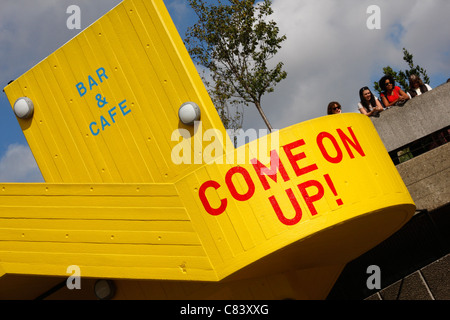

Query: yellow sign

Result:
[0,0,415,299]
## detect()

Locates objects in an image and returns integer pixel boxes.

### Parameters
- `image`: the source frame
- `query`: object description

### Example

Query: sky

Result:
[1,0,449,182]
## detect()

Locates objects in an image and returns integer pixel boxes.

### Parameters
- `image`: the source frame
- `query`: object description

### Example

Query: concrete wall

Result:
[396,143,450,211]
[370,82,450,212]
[328,82,450,300]
[371,82,450,152]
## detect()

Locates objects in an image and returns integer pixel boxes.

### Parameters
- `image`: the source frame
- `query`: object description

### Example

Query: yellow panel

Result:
[4,0,229,184]
[0,182,213,280]
[175,114,415,280]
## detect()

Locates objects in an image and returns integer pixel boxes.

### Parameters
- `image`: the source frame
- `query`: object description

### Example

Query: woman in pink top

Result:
[379,75,409,107]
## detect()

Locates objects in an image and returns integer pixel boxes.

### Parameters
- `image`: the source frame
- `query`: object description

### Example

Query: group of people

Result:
[327,74,432,117]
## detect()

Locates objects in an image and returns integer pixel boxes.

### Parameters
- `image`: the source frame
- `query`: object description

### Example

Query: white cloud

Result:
[240,0,450,132]
[0,144,44,182]
[167,0,190,20]
[0,0,122,82]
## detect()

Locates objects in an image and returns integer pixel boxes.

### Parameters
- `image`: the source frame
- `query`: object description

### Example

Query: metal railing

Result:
[389,126,450,165]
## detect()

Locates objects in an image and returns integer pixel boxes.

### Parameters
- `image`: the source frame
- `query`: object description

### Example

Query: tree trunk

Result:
[254,100,273,132]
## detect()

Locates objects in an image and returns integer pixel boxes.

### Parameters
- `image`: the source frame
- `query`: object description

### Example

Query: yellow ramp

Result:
[1,0,415,299]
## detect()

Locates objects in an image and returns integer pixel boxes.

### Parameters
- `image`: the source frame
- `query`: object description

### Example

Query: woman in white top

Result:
[357,86,384,117]
[407,74,432,99]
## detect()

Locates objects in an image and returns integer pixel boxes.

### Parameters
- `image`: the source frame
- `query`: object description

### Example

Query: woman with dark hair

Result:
[358,86,384,117]
[408,74,432,98]
[327,101,342,115]
[379,75,409,107]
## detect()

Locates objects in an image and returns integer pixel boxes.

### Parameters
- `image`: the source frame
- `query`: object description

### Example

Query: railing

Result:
[388,126,450,165]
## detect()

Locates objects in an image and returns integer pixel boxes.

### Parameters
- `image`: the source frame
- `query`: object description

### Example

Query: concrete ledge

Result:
[420,254,450,300]
[366,254,450,300]
[379,271,433,300]
[371,82,450,152]
[395,143,450,211]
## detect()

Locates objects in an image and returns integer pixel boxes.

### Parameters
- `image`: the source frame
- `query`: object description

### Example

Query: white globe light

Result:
[13,97,34,119]
[178,102,200,125]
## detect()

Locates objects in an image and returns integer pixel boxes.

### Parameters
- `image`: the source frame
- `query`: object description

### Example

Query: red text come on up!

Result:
[198,127,366,226]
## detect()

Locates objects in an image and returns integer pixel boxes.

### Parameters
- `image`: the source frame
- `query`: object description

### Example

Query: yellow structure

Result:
[0,0,415,299]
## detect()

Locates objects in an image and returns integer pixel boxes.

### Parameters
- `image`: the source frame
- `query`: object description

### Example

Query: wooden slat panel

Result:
[0,242,206,257]
[0,229,200,245]
[0,181,215,280]
[0,219,195,232]
[0,207,188,221]
[1,262,216,281]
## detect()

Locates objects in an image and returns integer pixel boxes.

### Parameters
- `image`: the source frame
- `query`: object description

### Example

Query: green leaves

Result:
[374,48,430,95]
[185,0,287,131]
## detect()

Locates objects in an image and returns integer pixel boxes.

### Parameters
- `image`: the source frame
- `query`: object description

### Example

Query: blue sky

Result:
[1,0,450,182]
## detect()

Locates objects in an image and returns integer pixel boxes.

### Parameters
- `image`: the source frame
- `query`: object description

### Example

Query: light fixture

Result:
[178,102,201,125]
[94,279,116,300]
[13,97,34,119]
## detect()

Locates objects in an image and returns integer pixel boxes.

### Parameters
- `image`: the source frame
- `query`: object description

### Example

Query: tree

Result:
[374,48,430,95]
[211,79,244,148]
[185,0,287,132]
[212,86,244,133]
